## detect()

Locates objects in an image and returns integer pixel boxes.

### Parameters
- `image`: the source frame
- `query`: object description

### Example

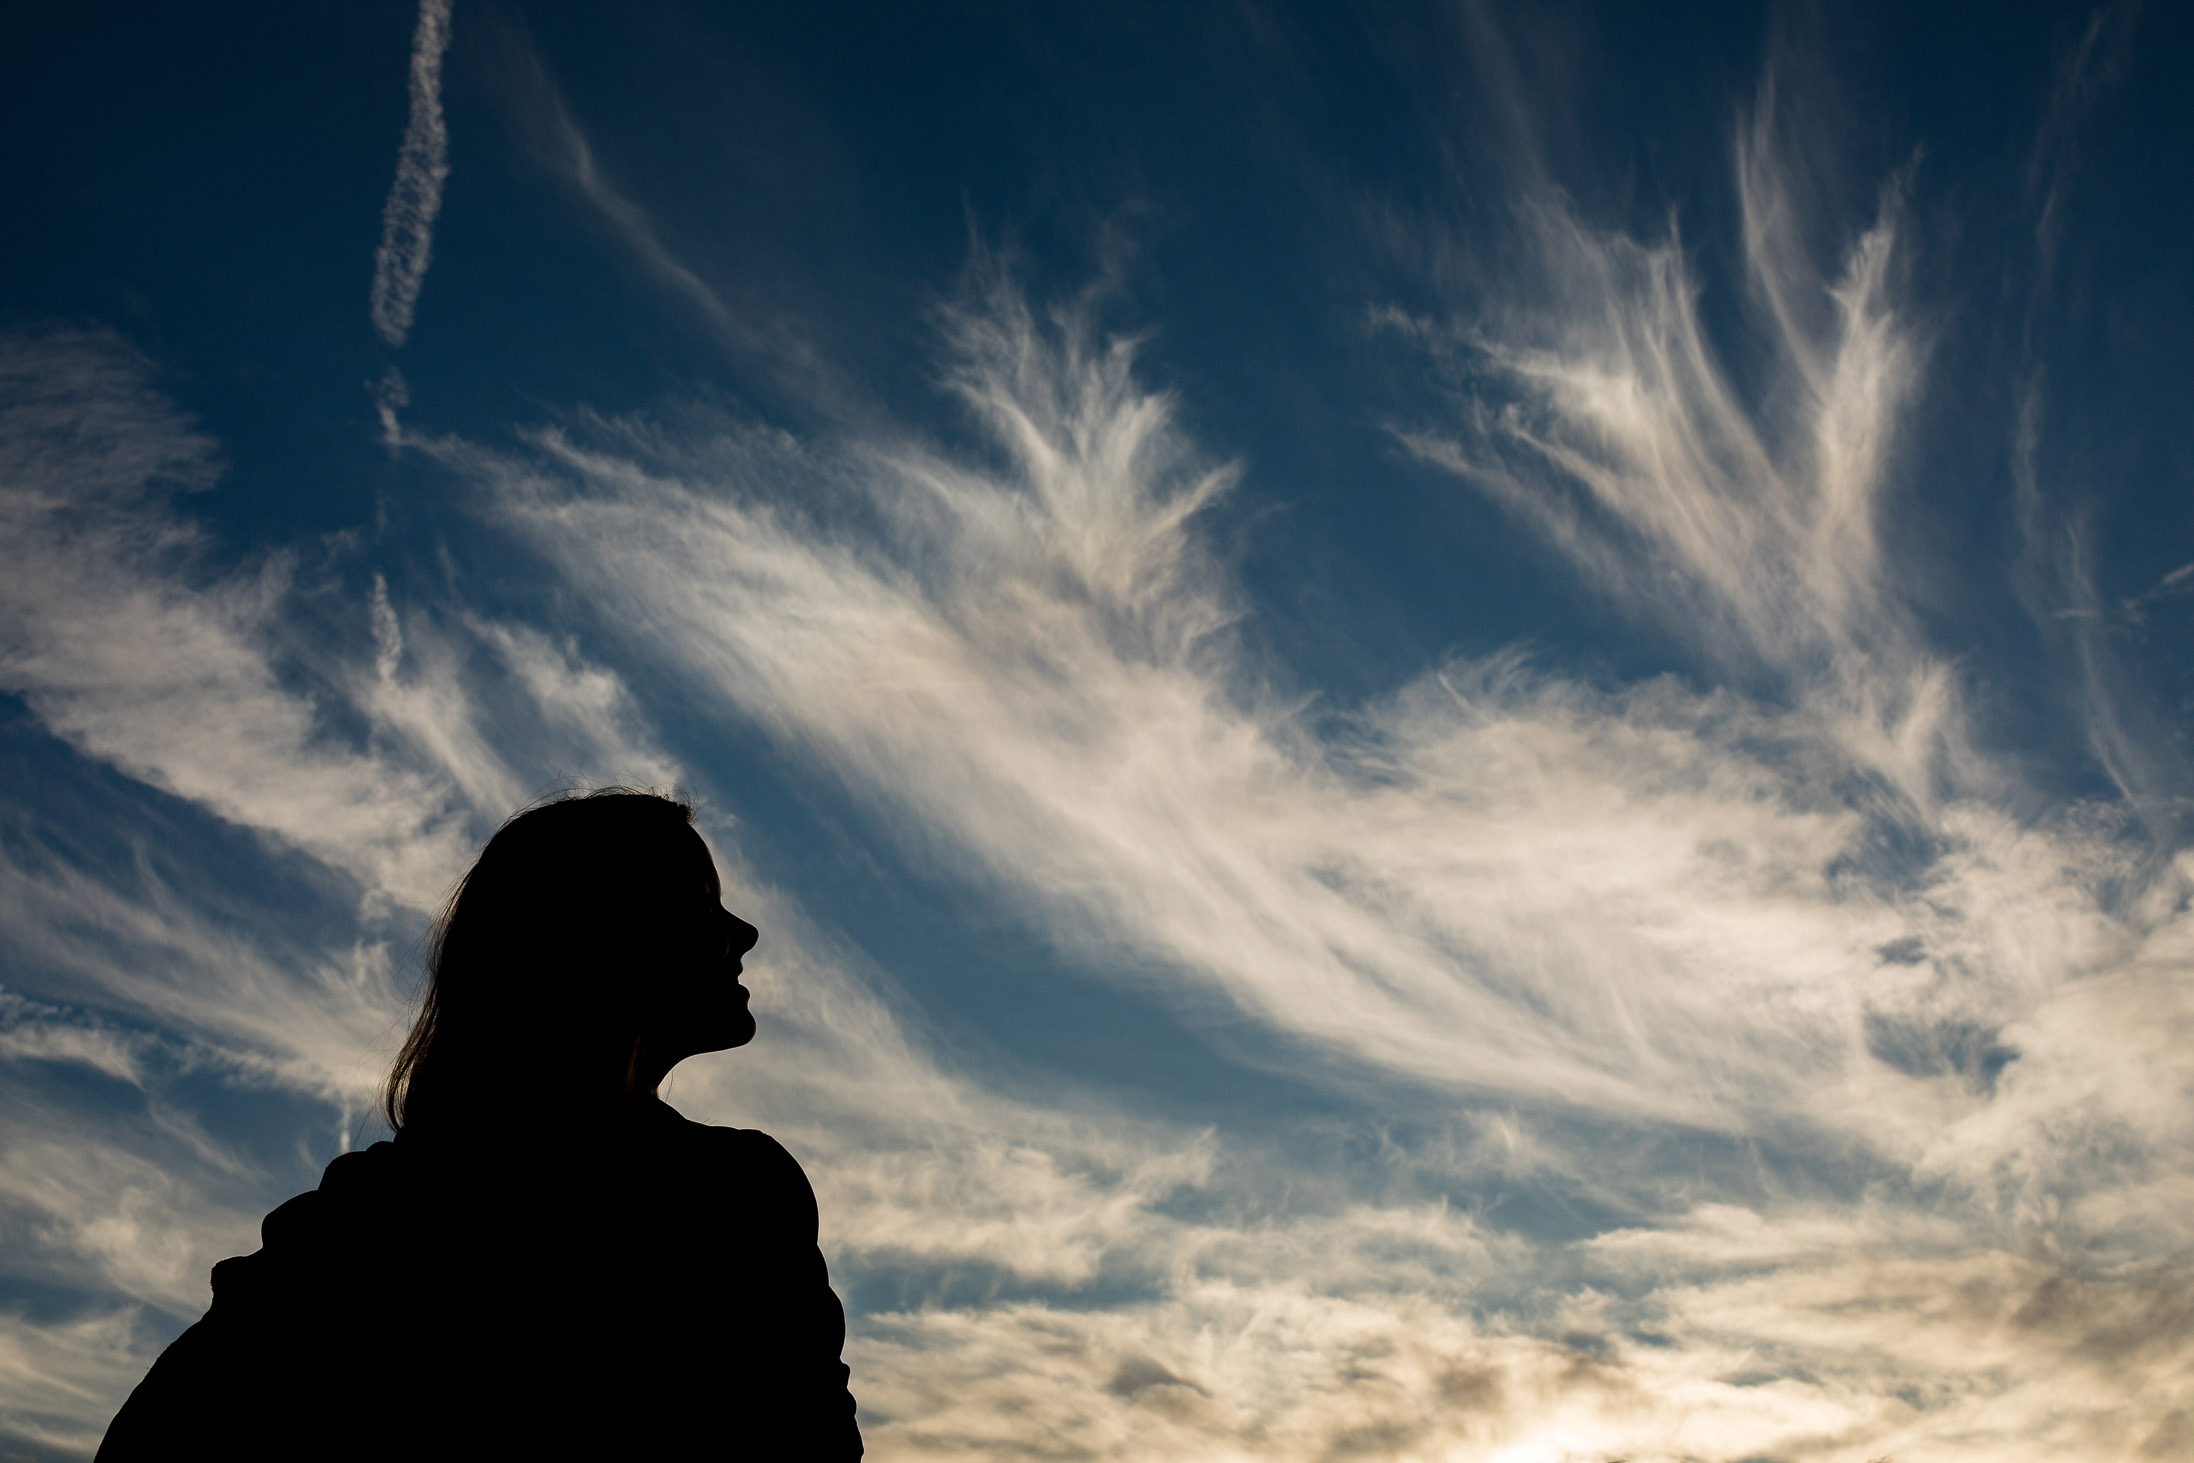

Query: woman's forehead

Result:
[685,828,721,895]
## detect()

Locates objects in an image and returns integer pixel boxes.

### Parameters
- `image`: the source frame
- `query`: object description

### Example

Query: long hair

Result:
[382,788,706,1133]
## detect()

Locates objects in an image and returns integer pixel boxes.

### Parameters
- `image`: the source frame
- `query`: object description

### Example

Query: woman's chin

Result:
[709,1004,758,1050]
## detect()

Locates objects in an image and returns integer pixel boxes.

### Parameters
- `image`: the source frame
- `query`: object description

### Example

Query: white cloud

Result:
[0,1106,252,1318]
[368,0,454,351]
[0,1305,156,1460]
[1389,104,1951,814]
[470,267,2153,1166]
[1589,1203,2194,1461]
[483,31,854,410]
[0,329,694,919]
[0,844,404,1105]
[1374,60,2194,1256]
[0,331,476,911]
[0,992,154,1088]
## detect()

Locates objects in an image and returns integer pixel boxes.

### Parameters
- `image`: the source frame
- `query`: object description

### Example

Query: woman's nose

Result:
[724,910,759,958]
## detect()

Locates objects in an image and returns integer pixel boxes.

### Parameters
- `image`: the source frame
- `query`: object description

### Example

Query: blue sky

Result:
[3,2,2192,1458]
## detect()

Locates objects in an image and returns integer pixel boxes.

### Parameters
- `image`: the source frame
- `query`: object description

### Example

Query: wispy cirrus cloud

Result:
[478,26,854,418]
[473,258,2013,1142]
[1387,82,1954,811]
[0,330,476,913]
[368,0,454,354]
[2007,3,2189,841]
[1376,35,2194,1237]
[0,1305,153,1460]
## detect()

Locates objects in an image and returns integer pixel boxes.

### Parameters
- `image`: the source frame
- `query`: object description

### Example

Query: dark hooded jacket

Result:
[97,1101,861,1460]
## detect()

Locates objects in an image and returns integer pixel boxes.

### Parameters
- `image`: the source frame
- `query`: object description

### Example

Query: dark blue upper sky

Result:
[15,1,2184,693]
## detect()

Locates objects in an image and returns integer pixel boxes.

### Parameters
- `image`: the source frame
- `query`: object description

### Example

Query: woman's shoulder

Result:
[661,1115,819,1226]
[205,1141,409,1306]
[668,1112,807,1175]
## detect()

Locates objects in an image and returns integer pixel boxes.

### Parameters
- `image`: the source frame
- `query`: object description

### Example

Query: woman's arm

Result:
[720,1128,863,1460]
[94,1252,311,1460]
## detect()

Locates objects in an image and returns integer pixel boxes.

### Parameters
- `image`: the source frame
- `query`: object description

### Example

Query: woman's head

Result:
[382,789,759,1134]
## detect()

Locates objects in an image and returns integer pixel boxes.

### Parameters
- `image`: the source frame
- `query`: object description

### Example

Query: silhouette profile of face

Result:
[643,829,761,1072]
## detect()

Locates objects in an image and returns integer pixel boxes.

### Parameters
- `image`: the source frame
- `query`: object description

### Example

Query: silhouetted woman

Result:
[98,789,862,1459]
